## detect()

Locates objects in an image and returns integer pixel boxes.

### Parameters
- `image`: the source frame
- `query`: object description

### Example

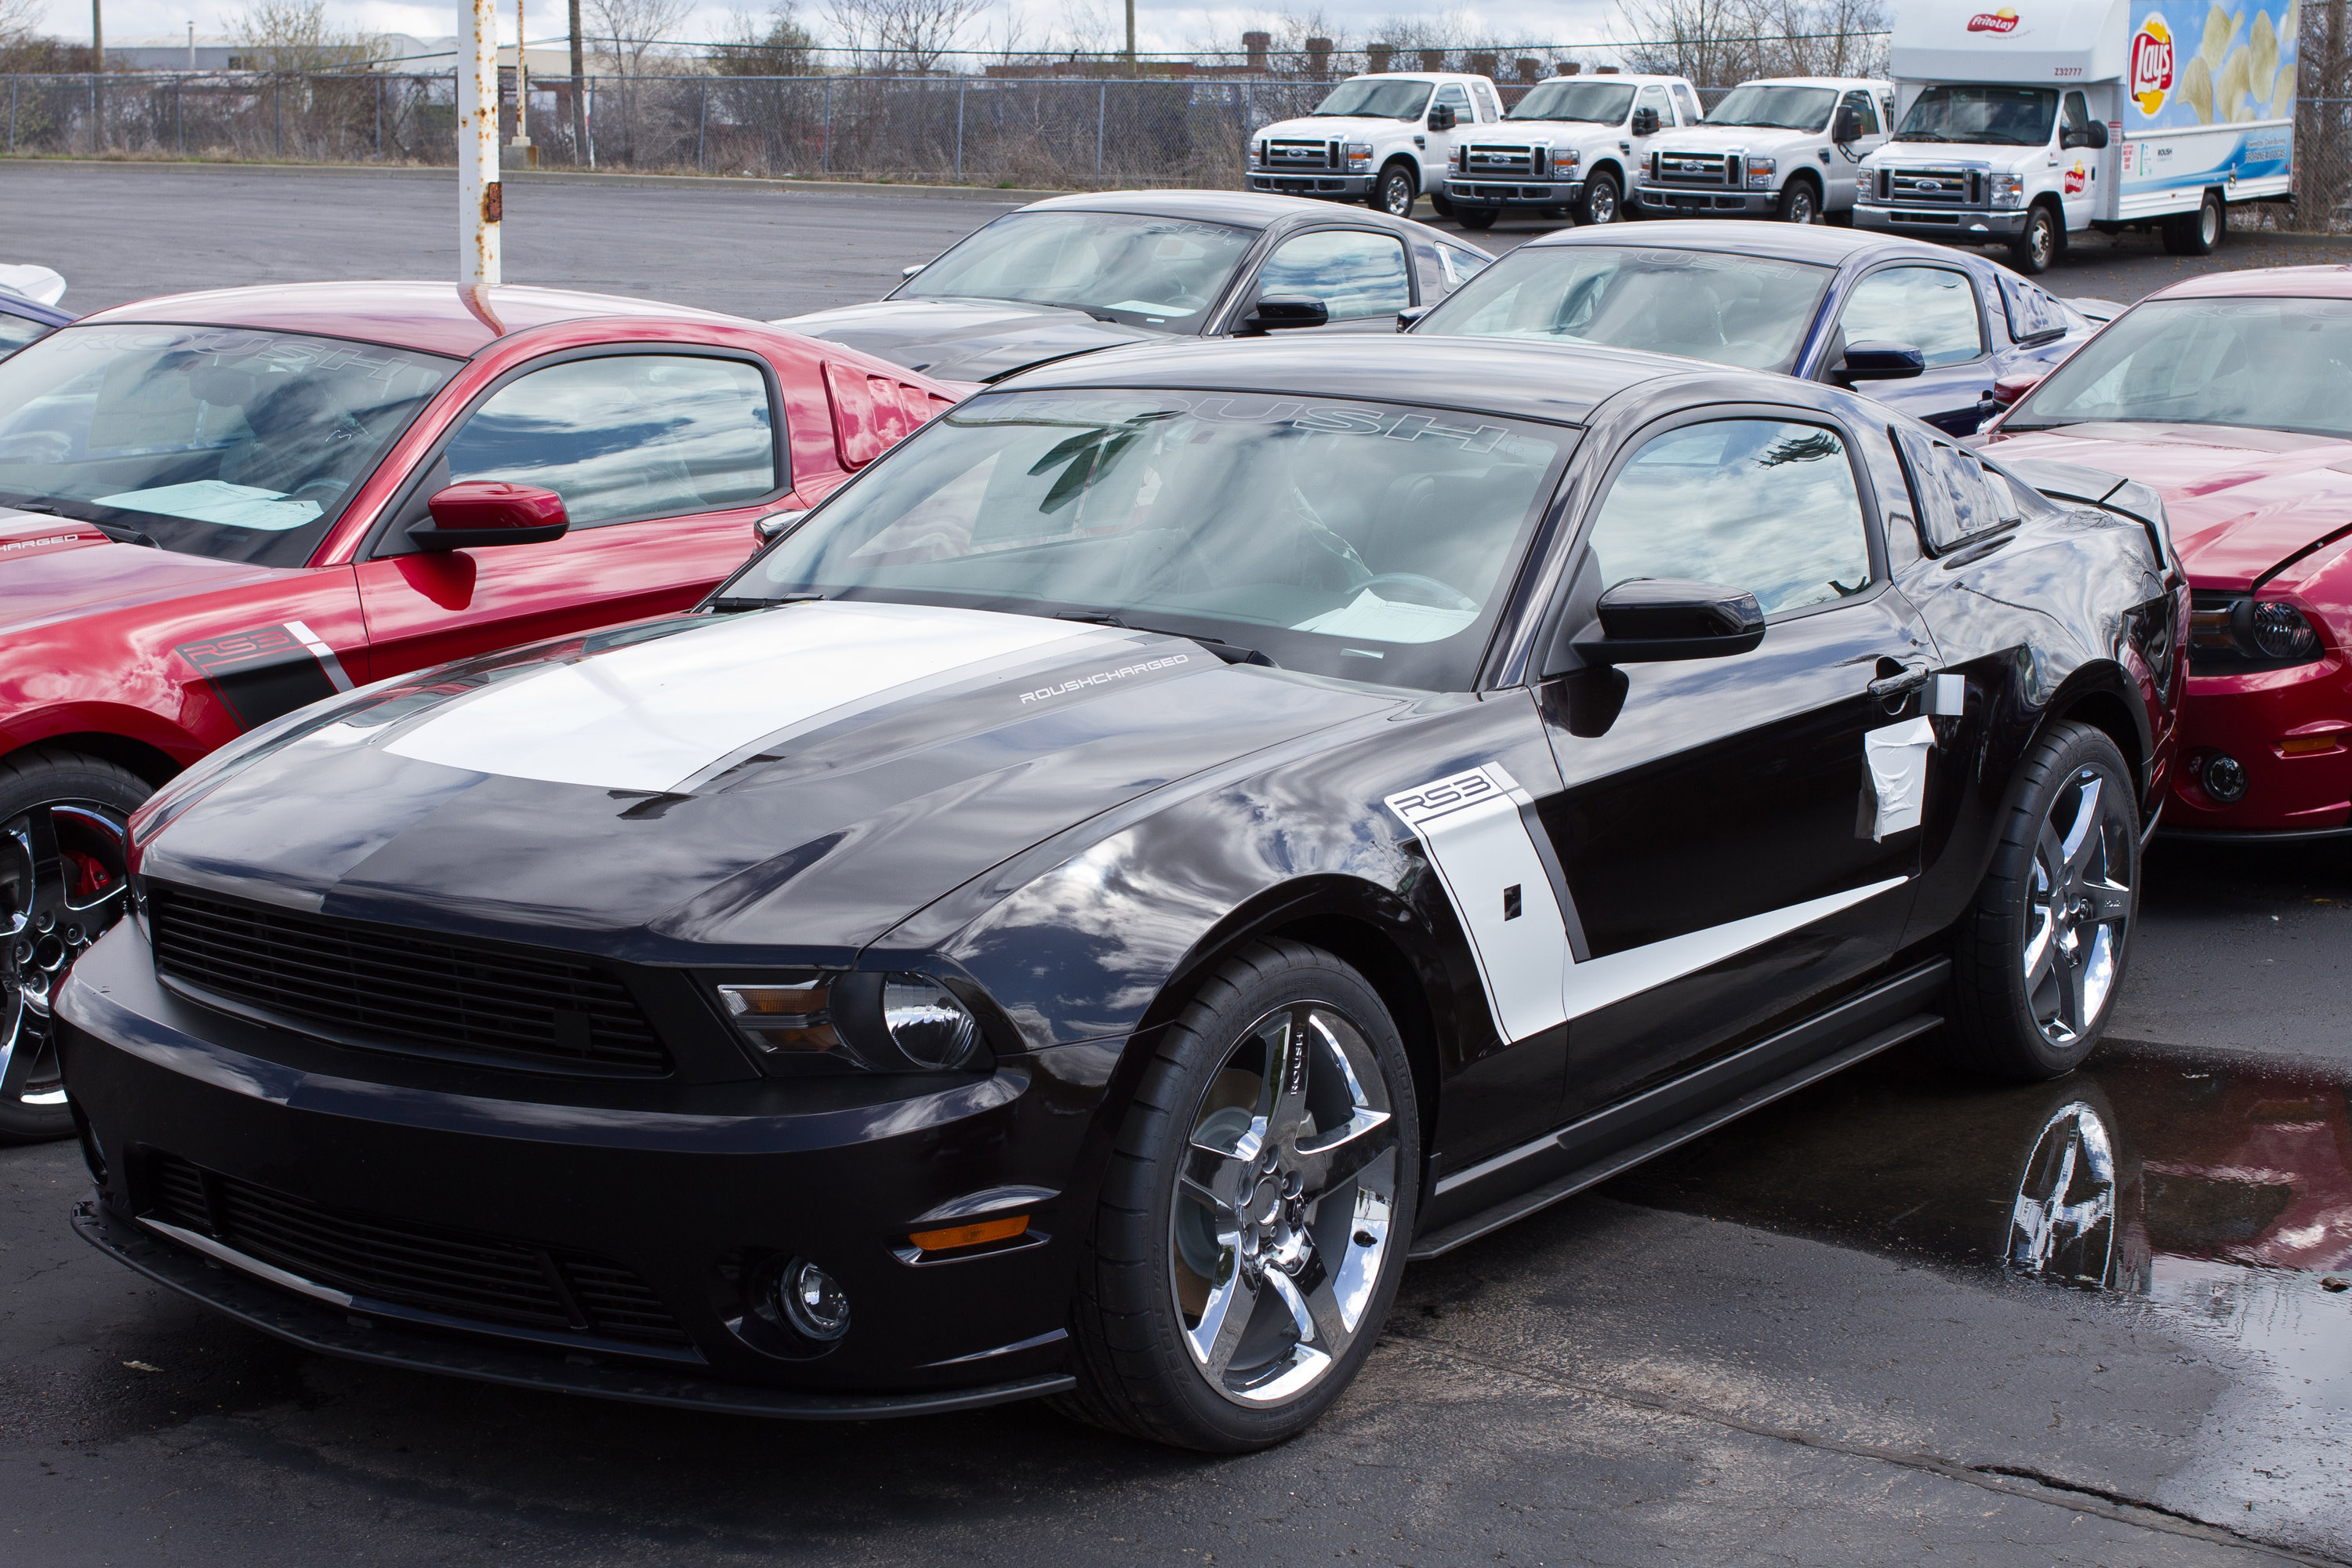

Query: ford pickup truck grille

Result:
[1463,144,1537,176]
[1650,151,1736,187]
[1878,167,1981,205]
[1266,138,1338,170]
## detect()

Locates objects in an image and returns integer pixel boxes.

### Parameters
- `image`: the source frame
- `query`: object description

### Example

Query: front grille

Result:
[1652,151,1735,187]
[1267,137,1336,170]
[1465,143,1537,176]
[1881,166,1980,205]
[146,1151,693,1347]
[147,884,671,1076]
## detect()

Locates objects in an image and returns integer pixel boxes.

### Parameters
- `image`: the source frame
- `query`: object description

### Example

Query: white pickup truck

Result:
[1442,72,1705,228]
[1632,76,1897,223]
[1247,72,1506,218]
[1857,0,2294,274]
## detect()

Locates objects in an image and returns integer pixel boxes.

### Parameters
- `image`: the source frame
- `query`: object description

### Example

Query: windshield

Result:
[0,325,456,566]
[898,212,1256,331]
[1311,78,1434,119]
[1413,245,1834,373]
[717,390,1571,691]
[1895,85,2056,145]
[1508,81,1635,123]
[1705,84,1837,131]
[2007,296,2352,440]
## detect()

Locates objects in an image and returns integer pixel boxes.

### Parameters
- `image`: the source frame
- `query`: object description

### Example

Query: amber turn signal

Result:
[907,1214,1029,1253]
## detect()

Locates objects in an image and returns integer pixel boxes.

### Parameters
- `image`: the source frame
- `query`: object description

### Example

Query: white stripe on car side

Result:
[383,601,1104,793]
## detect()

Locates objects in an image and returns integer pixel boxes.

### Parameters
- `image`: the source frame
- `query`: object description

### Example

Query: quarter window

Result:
[1584,419,1872,617]
[443,355,778,528]
[1471,81,1501,122]
[1998,273,2069,343]
[1839,267,1984,367]
[1892,426,2020,551]
[1257,230,1414,321]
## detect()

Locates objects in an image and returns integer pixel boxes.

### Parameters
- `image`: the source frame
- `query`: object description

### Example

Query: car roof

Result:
[77,281,757,358]
[992,333,1720,425]
[2147,264,2352,302]
[1018,187,1428,236]
[1515,218,1924,267]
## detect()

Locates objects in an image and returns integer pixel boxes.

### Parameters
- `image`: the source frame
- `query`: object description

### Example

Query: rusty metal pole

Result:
[459,0,503,285]
[512,0,532,154]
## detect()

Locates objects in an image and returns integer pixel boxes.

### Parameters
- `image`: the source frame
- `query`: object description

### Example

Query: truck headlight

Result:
[1251,138,1266,167]
[1552,147,1580,177]
[1449,143,1464,171]
[1344,143,1373,172]
[1991,172,2026,208]
[1747,154,1776,189]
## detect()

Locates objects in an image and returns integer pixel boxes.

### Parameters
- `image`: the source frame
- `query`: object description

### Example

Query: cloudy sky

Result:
[38,0,1622,55]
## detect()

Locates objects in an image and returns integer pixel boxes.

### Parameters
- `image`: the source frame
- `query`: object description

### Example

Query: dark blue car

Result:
[1404,222,2112,437]
[0,267,72,363]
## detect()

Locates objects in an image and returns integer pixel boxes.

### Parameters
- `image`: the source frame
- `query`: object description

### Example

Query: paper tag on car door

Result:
[1863,718,1936,841]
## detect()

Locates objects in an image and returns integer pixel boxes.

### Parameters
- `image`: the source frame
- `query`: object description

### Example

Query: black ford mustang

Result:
[57,336,2184,1452]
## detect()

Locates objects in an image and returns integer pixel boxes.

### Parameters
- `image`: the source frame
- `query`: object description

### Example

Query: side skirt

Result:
[1409,959,1949,1259]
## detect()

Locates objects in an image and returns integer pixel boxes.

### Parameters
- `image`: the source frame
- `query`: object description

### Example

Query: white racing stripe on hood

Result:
[383,601,1100,792]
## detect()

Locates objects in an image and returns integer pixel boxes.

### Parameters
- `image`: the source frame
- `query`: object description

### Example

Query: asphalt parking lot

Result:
[5,159,2351,1567]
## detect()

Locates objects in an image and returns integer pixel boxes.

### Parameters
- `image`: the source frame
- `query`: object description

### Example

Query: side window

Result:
[1998,273,2068,343]
[1257,230,1413,320]
[1635,85,1671,127]
[1584,419,1873,617]
[1839,267,1985,366]
[1435,82,1472,121]
[1891,425,2020,552]
[1671,82,1702,124]
[1472,81,1501,122]
[1842,89,1881,136]
[0,314,49,361]
[445,355,778,528]
[2061,90,2091,141]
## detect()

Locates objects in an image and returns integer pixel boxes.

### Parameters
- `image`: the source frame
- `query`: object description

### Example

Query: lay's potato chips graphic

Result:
[2132,15,2176,114]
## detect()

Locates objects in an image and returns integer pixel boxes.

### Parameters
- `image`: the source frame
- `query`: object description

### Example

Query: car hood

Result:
[1263,115,1417,140]
[774,298,1162,383]
[140,600,1399,962]
[0,509,283,636]
[1989,424,2352,590]
[1652,125,1821,148]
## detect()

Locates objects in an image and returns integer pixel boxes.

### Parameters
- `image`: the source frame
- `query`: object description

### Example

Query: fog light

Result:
[776,1258,850,1341]
[2202,752,2249,804]
[883,974,981,1068]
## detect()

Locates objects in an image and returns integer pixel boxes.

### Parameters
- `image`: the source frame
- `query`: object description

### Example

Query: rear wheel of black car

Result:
[2009,203,2060,274]
[2161,190,2224,256]
[1578,172,1622,226]
[0,747,147,1144]
[1456,207,1499,231]
[1372,164,1418,219]
[1945,721,2138,1081]
[1058,939,1419,1452]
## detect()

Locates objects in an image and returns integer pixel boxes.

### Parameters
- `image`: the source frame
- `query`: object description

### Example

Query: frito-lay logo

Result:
[2064,158,2089,194]
[2130,16,2174,114]
[1967,6,2021,31]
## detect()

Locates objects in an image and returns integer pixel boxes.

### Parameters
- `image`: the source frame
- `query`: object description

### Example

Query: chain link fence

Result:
[5,70,2350,232]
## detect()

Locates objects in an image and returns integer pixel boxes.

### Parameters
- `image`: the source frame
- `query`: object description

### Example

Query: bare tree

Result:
[823,0,990,72]
[229,0,387,72]
[1616,0,1884,83]
[586,0,691,71]
[713,2,816,73]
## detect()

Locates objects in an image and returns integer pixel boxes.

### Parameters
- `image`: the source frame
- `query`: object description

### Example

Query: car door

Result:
[1828,263,1996,436]
[1237,227,1417,336]
[2057,89,2098,231]
[353,347,790,680]
[1531,408,1938,1120]
[1629,83,1674,163]
[1426,82,1475,187]
[1826,88,1886,209]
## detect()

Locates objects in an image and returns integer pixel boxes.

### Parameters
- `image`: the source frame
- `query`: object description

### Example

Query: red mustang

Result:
[1986,267,2352,844]
[0,281,953,1139]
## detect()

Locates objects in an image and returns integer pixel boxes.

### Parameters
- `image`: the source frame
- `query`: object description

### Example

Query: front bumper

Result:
[1632,184,1778,216]
[56,920,1111,1414]
[2163,659,2352,837]
[1853,202,2030,239]
[1247,172,1374,198]
[1446,179,1582,209]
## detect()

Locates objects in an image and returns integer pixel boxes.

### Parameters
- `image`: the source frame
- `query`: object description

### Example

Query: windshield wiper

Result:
[709,590,826,613]
[0,496,158,548]
[1895,130,1953,141]
[1055,611,1277,666]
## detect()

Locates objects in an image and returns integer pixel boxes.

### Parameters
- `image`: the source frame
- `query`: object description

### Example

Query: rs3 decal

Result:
[175,621,355,731]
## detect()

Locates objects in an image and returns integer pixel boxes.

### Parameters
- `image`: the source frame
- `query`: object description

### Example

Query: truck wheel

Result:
[1457,208,1499,230]
[1776,178,1821,224]
[1370,164,1417,218]
[1577,172,1622,226]
[1428,191,1456,220]
[2161,191,2224,256]
[2009,203,2060,274]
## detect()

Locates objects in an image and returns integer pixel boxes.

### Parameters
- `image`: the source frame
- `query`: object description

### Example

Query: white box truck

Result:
[1857,0,2296,272]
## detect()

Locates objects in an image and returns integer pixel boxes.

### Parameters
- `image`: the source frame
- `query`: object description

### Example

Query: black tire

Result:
[1370,164,1417,218]
[0,746,150,1144]
[1777,177,1822,224]
[2009,202,2060,274]
[1056,939,1421,1452]
[1944,721,2139,1082]
[1456,207,1499,231]
[2161,190,2224,256]
[1577,171,1622,227]
[1427,191,1456,220]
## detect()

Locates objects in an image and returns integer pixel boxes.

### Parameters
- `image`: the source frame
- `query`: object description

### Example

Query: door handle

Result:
[1867,659,1934,702]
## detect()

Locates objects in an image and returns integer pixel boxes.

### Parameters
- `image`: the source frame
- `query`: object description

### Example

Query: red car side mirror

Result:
[411,481,569,551]
[1991,372,2044,408]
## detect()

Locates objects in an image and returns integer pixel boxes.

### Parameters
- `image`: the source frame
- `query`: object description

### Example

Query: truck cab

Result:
[1443,72,1702,229]
[1857,0,2296,274]
[1632,76,1895,223]
[1247,72,1505,219]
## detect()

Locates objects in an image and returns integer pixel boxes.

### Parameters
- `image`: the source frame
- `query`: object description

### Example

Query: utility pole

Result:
[91,0,102,71]
[459,0,502,285]
[568,0,586,159]
[1124,0,1135,74]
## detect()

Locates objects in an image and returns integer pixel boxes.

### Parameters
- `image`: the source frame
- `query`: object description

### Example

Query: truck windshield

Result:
[1311,79,1434,119]
[0,324,456,567]
[1411,244,1833,373]
[717,390,1571,691]
[2005,296,2352,441]
[899,212,1257,330]
[1894,85,2057,145]
[1508,81,1636,123]
[1704,84,1836,131]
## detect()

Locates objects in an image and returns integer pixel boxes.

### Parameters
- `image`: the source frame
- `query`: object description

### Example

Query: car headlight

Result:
[2250,600,2321,661]
[1991,172,2027,208]
[1344,142,1373,172]
[2188,593,2326,670]
[880,974,982,1069]
[1747,154,1776,189]
[1552,147,1580,176]
[713,971,989,1073]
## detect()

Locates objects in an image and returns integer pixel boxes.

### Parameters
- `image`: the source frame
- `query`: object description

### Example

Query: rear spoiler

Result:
[1995,455,2173,568]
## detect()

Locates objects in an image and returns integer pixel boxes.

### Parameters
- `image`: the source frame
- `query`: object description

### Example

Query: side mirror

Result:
[1990,371,2043,408]
[1240,295,1330,333]
[1428,103,1457,131]
[1831,106,1861,143]
[1632,107,1661,136]
[1572,579,1766,663]
[1396,303,1432,332]
[1838,340,1926,381]
[2063,122,2110,149]
[753,508,806,545]
[409,481,568,550]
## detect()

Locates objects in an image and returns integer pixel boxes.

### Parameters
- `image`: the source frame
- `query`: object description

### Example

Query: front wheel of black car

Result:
[1058,940,1419,1452]
[1372,165,1418,219]
[1945,721,2139,1081]
[1,747,147,1143]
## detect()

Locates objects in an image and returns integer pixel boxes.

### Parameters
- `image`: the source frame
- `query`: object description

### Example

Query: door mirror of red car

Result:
[410,481,569,551]
[753,509,806,546]
[1991,371,2044,408]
